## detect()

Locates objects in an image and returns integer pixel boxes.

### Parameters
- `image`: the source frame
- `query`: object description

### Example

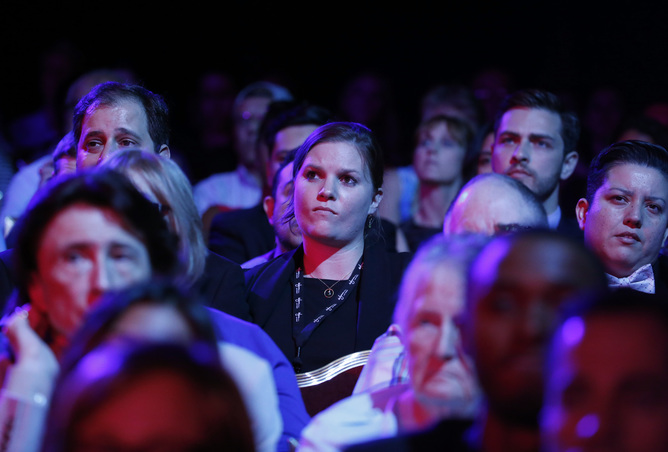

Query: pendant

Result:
[324,288,334,298]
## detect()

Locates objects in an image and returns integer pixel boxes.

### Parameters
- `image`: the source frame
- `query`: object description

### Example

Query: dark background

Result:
[1,2,668,164]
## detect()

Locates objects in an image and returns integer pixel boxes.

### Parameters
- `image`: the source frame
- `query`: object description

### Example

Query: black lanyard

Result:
[290,256,364,372]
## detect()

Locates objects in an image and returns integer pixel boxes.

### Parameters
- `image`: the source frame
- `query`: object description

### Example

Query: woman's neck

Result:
[414,180,462,228]
[302,236,365,280]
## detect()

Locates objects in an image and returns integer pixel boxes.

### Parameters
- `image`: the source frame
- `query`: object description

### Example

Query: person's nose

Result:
[510,139,531,164]
[317,177,337,201]
[436,319,459,360]
[522,300,553,341]
[90,258,120,296]
[623,202,643,229]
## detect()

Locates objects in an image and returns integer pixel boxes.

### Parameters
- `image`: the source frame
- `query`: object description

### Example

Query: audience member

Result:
[491,88,582,237]
[347,229,607,451]
[298,234,487,451]
[443,173,548,236]
[575,140,668,294]
[0,169,179,450]
[243,150,301,268]
[207,100,334,264]
[0,70,136,251]
[380,84,482,227]
[50,280,280,452]
[73,81,171,169]
[399,115,475,251]
[101,150,251,320]
[541,288,668,452]
[41,340,256,452]
[192,80,293,220]
[245,122,412,378]
[0,169,310,451]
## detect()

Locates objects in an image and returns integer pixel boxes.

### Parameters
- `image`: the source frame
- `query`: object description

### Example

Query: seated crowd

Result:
[0,74,667,452]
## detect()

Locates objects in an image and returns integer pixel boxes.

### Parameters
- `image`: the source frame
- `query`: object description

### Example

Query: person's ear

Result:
[158,145,170,159]
[560,151,579,180]
[368,188,384,215]
[575,198,589,231]
[263,195,276,226]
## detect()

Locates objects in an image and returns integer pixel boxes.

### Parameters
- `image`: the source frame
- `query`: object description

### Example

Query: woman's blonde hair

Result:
[103,150,207,286]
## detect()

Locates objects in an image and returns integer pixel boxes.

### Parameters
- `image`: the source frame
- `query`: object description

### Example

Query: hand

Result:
[2,305,58,380]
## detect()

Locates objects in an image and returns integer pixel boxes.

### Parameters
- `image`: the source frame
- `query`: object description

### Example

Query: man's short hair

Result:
[13,169,179,306]
[270,148,298,200]
[494,88,580,156]
[72,82,170,153]
[585,139,668,203]
[259,100,335,153]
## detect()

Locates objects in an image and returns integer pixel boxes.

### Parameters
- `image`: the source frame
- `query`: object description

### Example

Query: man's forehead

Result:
[498,107,563,136]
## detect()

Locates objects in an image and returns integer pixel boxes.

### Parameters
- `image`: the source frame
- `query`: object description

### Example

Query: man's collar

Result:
[547,206,561,230]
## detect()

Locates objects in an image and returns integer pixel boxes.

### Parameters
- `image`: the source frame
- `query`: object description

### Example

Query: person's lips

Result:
[507,166,533,179]
[615,231,641,244]
[313,206,336,215]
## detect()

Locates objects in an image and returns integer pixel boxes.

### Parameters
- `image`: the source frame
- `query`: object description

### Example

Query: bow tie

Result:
[606,264,655,294]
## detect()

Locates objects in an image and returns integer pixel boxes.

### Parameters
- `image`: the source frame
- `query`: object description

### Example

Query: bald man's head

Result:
[443,173,548,236]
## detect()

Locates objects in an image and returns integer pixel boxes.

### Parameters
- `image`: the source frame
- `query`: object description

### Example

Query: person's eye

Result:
[85,140,103,153]
[64,251,84,263]
[609,195,628,204]
[340,175,357,186]
[536,140,552,148]
[304,170,318,181]
[119,138,137,147]
[647,203,663,214]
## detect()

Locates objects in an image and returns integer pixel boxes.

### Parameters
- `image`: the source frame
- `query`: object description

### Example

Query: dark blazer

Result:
[208,203,276,265]
[244,234,413,372]
[194,250,252,321]
[556,216,584,242]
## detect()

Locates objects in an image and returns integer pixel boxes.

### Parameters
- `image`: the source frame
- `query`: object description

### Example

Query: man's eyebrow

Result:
[114,128,142,140]
[528,133,556,141]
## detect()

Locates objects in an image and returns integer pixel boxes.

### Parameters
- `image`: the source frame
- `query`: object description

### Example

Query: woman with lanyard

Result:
[244,122,413,376]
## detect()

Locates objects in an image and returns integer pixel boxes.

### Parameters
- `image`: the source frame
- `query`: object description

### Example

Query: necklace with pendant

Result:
[314,277,343,298]
[311,267,355,298]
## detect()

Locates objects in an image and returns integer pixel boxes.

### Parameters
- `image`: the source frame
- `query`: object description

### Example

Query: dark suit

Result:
[194,251,252,321]
[556,216,584,242]
[208,203,276,265]
[244,235,413,372]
